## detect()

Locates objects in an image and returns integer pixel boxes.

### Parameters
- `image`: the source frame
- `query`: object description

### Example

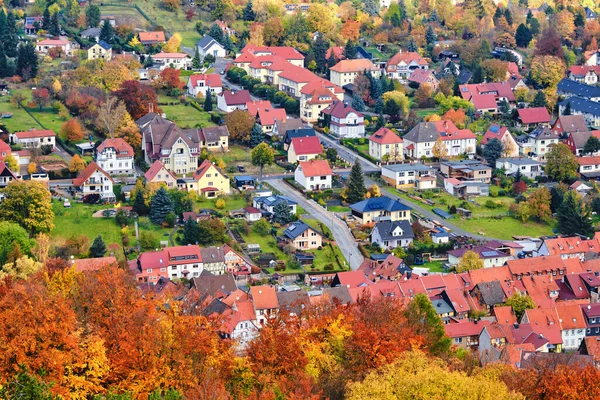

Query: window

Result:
[146,269,152,273]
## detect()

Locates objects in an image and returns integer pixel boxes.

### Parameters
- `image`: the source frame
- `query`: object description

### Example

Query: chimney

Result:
[513,322,519,329]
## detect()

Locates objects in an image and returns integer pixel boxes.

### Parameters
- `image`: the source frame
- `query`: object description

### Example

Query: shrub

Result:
[324,263,334,271]
[140,231,159,250]
[449,205,457,214]
[215,198,226,209]
[115,209,129,226]
[164,212,176,228]
[484,200,498,209]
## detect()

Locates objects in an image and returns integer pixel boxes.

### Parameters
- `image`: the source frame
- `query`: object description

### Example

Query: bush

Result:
[115,209,129,226]
[215,198,226,209]
[449,205,457,214]
[139,231,159,250]
[164,212,176,228]
[484,200,498,209]
[498,189,507,196]
[252,218,271,236]
[323,263,334,271]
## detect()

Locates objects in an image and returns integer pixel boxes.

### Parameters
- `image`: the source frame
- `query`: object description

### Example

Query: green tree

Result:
[85,4,100,28]
[363,0,380,16]
[515,23,532,47]
[42,7,50,30]
[326,147,338,164]
[504,292,535,320]
[531,90,547,108]
[347,160,366,204]
[407,38,418,52]
[344,39,357,59]
[0,181,54,235]
[252,218,271,236]
[204,89,213,111]
[272,201,292,225]
[192,48,202,70]
[0,368,57,400]
[251,143,274,178]
[375,112,386,130]
[351,93,366,112]
[405,293,451,356]
[49,12,60,37]
[149,187,174,224]
[89,234,107,258]
[99,19,114,44]
[425,25,436,45]
[557,191,593,237]
[584,136,600,155]
[16,42,38,80]
[182,217,200,245]
[545,143,578,182]
[209,23,224,45]
[133,189,149,216]
[243,0,256,21]
[550,184,568,213]
[312,35,329,74]
[0,222,32,265]
[483,138,504,168]
[1,12,18,58]
[249,123,263,148]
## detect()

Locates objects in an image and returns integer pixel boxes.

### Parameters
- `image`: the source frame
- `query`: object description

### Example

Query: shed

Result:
[246,244,261,254]
[234,175,255,189]
[432,208,454,219]
[456,208,472,218]
[295,252,316,265]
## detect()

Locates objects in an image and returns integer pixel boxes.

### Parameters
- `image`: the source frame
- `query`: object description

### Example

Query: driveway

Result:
[316,132,379,173]
[268,179,364,270]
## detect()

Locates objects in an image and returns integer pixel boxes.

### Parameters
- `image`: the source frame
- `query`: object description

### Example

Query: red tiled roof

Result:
[222,90,252,105]
[297,159,332,177]
[188,73,222,88]
[459,82,516,102]
[518,107,551,124]
[408,69,437,85]
[0,140,11,157]
[578,156,600,166]
[444,288,470,312]
[278,64,319,83]
[543,236,600,257]
[387,51,428,68]
[306,87,336,105]
[153,52,188,59]
[290,136,322,156]
[37,39,69,46]
[244,206,261,214]
[326,46,344,61]
[246,100,272,117]
[145,160,175,182]
[335,270,369,288]
[240,44,305,60]
[471,93,498,111]
[248,55,290,71]
[507,62,522,78]
[257,107,287,126]
[398,277,427,297]
[330,58,378,73]
[14,129,55,139]
[97,138,134,158]
[469,265,512,285]
[481,124,510,145]
[73,256,118,272]
[567,65,600,77]
[250,285,279,309]
[494,305,518,325]
[507,255,566,277]
[138,31,166,43]
[193,159,221,181]
[444,319,490,338]
[556,304,587,329]
[321,100,363,119]
[369,127,403,145]
[300,78,343,95]
[73,161,113,186]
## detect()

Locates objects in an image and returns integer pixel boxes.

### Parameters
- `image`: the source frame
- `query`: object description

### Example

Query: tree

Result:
[407,38,418,52]
[456,250,484,272]
[27,163,37,175]
[531,90,547,108]
[49,12,60,37]
[483,138,504,168]
[512,180,527,196]
[61,119,84,142]
[225,110,255,143]
[243,0,256,21]
[367,184,381,198]
[209,24,224,45]
[197,218,227,245]
[0,368,57,400]
[133,188,149,216]
[251,143,274,178]
[0,181,54,235]
[515,23,532,47]
[86,4,100,27]
[42,7,50,30]
[4,155,18,172]
[414,83,435,108]
[481,59,509,82]
[96,96,127,138]
[204,89,213,112]
[312,34,330,74]
[344,39,357,59]
[182,217,200,245]
[527,187,552,222]
[351,93,366,112]
[113,80,160,120]
[69,154,86,174]
[0,222,31,266]
[31,88,50,111]
[99,19,114,44]
[405,293,451,356]
[163,33,182,53]
[149,187,174,225]
[252,218,271,236]
[584,136,600,155]
[535,29,563,58]
[553,10,575,40]
[272,201,292,225]
[89,235,107,258]
[347,161,366,204]
[192,48,202,70]
[249,123,263,148]
[530,55,565,89]
[505,293,536,320]
[363,0,380,16]
[432,138,447,160]
[425,25,436,45]
[545,143,578,182]
[557,191,593,237]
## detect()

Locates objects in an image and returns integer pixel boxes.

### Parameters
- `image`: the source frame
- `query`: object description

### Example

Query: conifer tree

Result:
[204,89,213,111]
[89,235,107,257]
[16,43,38,80]
[351,93,366,112]
[272,201,292,225]
[426,26,436,45]
[182,217,200,245]
[3,12,18,58]
[150,187,174,224]
[99,19,114,43]
[374,98,384,114]
[347,160,367,204]
[344,39,357,59]
[133,189,149,216]
[42,7,50,30]
[192,48,202,69]
[407,38,418,52]
[49,12,60,37]
[249,123,263,148]
[557,191,593,237]
[243,0,256,21]
[209,24,224,44]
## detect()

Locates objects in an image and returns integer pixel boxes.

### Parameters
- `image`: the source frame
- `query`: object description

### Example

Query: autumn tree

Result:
[225,109,255,143]
[512,180,527,196]
[530,55,566,89]
[163,32,182,53]
[69,154,87,173]
[159,68,184,95]
[113,80,160,120]
[3,155,18,172]
[27,163,37,175]
[504,292,535,320]
[481,59,509,82]
[535,28,564,58]
[527,187,552,222]
[96,96,126,138]
[61,119,84,142]
[553,10,575,39]
[432,138,447,160]
[496,32,516,49]
[545,143,578,181]
[405,293,451,355]
[442,109,466,129]
[31,88,50,111]
[251,143,274,178]
[456,250,484,272]
[0,181,54,235]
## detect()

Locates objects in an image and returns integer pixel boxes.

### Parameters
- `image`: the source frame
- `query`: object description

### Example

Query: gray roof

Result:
[284,221,321,240]
[191,270,237,298]
[254,195,297,207]
[196,35,222,50]
[557,79,600,99]
[431,298,454,315]
[323,286,353,305]
[275,118,304,136]
[201,126,229,142]
[383,163,434,173]
[200,246,225,263]
[496,157,543,166]
[277,290,310,314]
[560,96,600,118]
[81,27,101,38]
[475,281,506,306]
[97,40,112,50]
[528,126,559,141]
[442,160,484,168]
[569,131,595,149]
[371,220,414,241]
[403,122,440,143]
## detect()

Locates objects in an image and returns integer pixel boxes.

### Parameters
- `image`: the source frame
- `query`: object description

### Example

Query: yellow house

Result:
[193,159,230,198]
[87,41,112,60]
[144,160,177,189]
[287,136,322,163]
[300,81,344,123]
[329,59,380,88]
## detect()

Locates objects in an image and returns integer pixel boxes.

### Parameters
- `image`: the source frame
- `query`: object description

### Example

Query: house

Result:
[299,79,344,124]
[0,162,18,188]
[329,59,380,88]
[559,97,600,128]
[36,38,73,56]
[444,178,489,197]
[72,161,115,201]
[370,220,414,249]
[381,163,436,190]
[250,285,279,327]
[217,90,252,112]
[459,82,516,107]
[570,180,592,195]
[233,176,255,190]
[552,114,588,136]
[517,126,559,161]
[407,69,439,90]
[320,100,365,139]
[233,44,305,73]
[522,305,587,351]
[357,254,410,281]
[219,301,259,345]
[284,221,324,250]
[447,246,511,269]
[368,127,403,162]
[253,194,297,215]
[349,196,411,224]
[283,128,316,150]
[152,52,191,70]
[253,104,287,134]
[495,158,544,179]
[144,160,177,188]
[578,336,600,368]
[199,126,229,152]
[278,65,327,98]
[87,40,112,60]
[214,20,235,37]
[445,320,491,350]
[385,51,429,81]
[244,207,262,222]
[196,35,226,59]
[481,125,519,157]
[536,235,600,260]
[100,15,116,26]
[565,130,600,156]
[402,121,476,159]
[200,247,227,275]
[138,114,200,174]
[24,16,43,35]
[96,138,135,176]
[136,245,202,283]
[80,27,101,42]
[516,108,552,129]
[277,290,310,315]
[294,159,332,191]
[287,136,322,163]
[585,6,597,21]
[138,31,166,46]
[221,244,254,275]
[557,79,600,102]
[272,118,304,140]
[566,65,600,85]
[578,156,600,179]
[581,304,600,337]
[10,129,55,150]
[186,73,223,98]
[193,159,230,197]
[440,160,492,183]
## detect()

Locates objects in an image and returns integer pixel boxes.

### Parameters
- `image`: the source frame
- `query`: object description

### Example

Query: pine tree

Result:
[351,93,366,112]
[376,112,386,129]
[209,24,224,45]
[374,97,384,114]
[16,43,38,80]
[388,78,396,92]
[150,187,174,224]
[204,89,213,111]
[89,234,107,257]
[243,0,256,21]
[312,35,329,73]
[347,160,367,204]
[425,26,436,45]
[557,191,593,237]
[366,71,382,102]
[182,217,200,245]
[515,24,532,48]
[407,38,418,52]
[222,34,234,52]
[430,8,439,22]
[133,189,149,216]
[0,46,12,79]
[526,9,533,24]
[504,8,513,26]
[327,52,336,68]
[363,0,379,16]
[532,90,547,108]
[99,19,114,43]
[344,39,357,59]
[192,48,202,69]
[272,201,292,225]
[42,7,50,30]
[4,12,18,58]
[49,12,60,37]
[399,0,407,22]
[249,123,263,147]
[564,102,572,115]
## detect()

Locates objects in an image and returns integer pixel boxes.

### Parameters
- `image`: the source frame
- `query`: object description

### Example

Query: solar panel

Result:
[288,225,296,231]
[481,251,498,257]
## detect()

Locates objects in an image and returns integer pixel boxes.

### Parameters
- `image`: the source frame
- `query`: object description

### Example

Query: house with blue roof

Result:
[283,221,324,250]
[370,220,414,249]
[88,40,112,61]
[233,175,255,190]
[585,7,597,21]
[252,195,297,215]
[431,227,450,244]
[349,196,411,224]
[559,97,600,128]
[557,79,600,102]
[283,128,316,150]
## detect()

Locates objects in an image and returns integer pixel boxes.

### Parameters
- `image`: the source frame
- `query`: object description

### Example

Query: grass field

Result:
[196,194,248,213]
[220,144,287,175]
[158,98,217,128]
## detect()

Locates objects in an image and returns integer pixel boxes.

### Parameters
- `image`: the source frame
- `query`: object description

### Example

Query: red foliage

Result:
[159,68,185,91]
[113,80,161,120]
[512,180,527,195]
[185,8,195,21]
[31,88,50,110]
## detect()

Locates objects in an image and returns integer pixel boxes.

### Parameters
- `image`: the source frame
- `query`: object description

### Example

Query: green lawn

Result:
[196,194,248,212]
[99,5,148,28]
[158,98,217,128]
[0,101,40,132]
[422,260,446,273]
[241,231,288,262]
[328,205,350,213]
[220,144,286,175]
[307,244,347,272]
[416,108,440,118]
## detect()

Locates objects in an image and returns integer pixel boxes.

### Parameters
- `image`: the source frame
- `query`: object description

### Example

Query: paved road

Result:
[315,132,379,173]
[268,179,364,270]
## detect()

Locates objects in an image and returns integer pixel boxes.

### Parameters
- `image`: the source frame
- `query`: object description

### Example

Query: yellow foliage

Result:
[64,335,110,399]
[27,162,37,175]
[47,265,81,298]
[0,256,43,280]
[163,33,182,53]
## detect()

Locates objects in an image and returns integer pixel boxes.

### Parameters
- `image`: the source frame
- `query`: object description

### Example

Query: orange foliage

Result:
[442,109,467,129]
[61,118,85,142]
[341,20,360,41]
